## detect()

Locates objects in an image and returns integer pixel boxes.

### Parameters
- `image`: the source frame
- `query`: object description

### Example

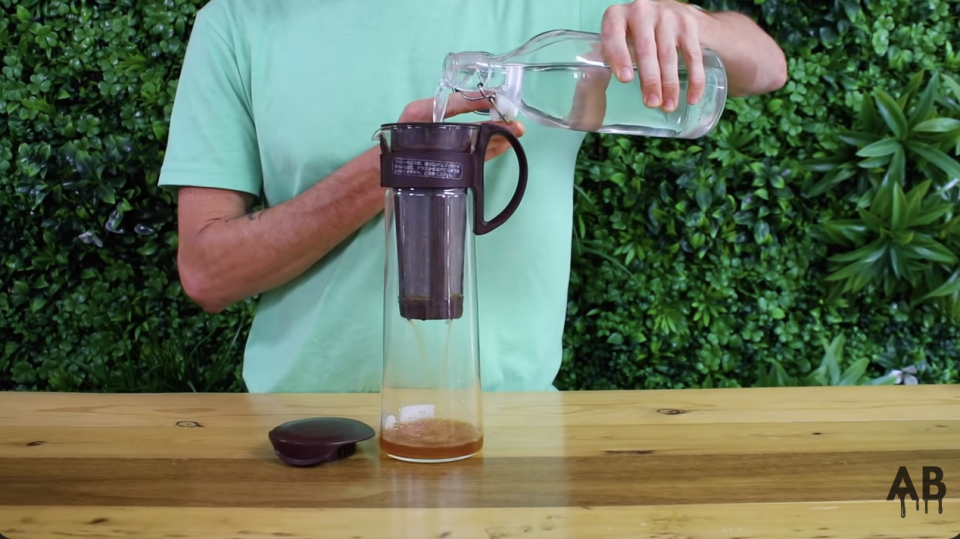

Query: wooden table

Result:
[1,385,959,538]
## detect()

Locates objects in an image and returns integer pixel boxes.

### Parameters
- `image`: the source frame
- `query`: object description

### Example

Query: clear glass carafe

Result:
[438,29,728,138]
[373,122,528,463]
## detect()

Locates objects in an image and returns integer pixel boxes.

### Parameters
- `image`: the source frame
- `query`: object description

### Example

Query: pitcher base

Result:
[378,418,483,463]
[385,452,478,464]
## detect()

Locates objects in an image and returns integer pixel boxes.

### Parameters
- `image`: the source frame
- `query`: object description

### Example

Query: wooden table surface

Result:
[1,385,959,538]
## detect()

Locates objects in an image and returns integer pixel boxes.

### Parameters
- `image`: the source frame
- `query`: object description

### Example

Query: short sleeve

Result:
[579,0,631,32]
[158,5,262,196]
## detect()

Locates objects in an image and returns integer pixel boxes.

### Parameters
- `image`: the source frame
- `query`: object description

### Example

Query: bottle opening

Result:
[441,52,488,89]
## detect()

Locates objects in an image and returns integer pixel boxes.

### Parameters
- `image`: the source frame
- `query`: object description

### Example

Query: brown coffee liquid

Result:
[380,417,483,461]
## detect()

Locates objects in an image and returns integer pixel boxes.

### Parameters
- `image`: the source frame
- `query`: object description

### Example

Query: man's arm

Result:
[174,96,523,314]
[175,146,383,314]
[693,8,788,97]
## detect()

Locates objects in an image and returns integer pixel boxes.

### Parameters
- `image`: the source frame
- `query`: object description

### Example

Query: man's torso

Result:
[184,0,613,392]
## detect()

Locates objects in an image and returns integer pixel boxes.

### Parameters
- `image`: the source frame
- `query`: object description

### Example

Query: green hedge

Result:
[2,0,958,392]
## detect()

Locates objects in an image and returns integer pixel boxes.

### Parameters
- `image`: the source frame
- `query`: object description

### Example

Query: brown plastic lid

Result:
[268,417,375,467]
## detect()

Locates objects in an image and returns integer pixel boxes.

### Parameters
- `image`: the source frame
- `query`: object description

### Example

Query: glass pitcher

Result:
[438,29,728,138]
[373,121,528,463]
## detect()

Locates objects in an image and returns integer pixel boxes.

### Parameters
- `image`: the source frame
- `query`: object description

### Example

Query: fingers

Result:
[399,92,495,123]
[444,91,499,118]
[600,7,634,83]
[628,7,662,109]
[600,1,707,111]
[481,121,526,161]
[678,29,705,105]
[653,14,679,111]
[484,140,519,161]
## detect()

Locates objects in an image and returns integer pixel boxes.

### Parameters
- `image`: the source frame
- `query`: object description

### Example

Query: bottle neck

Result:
[442,52,506,92]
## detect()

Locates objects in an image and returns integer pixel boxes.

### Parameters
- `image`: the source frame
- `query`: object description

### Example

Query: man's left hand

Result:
[599,0,706,112]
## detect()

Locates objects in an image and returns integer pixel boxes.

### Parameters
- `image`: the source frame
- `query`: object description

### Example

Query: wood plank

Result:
[2,419,959,459]
[2,502,958,539]
[2,385,959,429]
[1,451,957,508]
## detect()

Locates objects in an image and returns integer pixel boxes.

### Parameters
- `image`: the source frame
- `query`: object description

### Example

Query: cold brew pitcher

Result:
[373,122,528,462]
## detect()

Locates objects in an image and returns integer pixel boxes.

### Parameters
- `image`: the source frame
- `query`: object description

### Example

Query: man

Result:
[159,0,787,393]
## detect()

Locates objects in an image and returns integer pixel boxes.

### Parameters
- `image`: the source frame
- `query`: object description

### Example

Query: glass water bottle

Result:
[438,29,728,138]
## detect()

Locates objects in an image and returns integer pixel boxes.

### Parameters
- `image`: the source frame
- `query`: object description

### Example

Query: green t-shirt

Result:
[159,0,627,393]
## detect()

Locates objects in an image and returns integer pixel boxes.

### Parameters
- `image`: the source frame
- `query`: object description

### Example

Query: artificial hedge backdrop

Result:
[2,0,959,392]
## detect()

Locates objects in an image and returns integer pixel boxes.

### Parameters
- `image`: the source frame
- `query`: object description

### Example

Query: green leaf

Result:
[919,270,960,300]
[890,181,908,230]
[907,141,960,180]
[754,220,770,244]
[907,71,937,127]
[30,296,48,313]
[905,238,958,264]
[839,358,869,386]
[857,207,886,232]
[890,229,915,245]
[908,203,953,227]
[900,70,926,110]
[912,118,960,133]
[904,179,931,223]
[889,245,908,280]
[869,373,900,385]
[801,155,851,172]
[823,336,844,383]
[95,184,116,204]
[871,173,895,220]
[804,166,857,197]
[856,137,901,157]
[695,185,712,210]
[859,90,883,132]
[886,146,905,186]
[16,5,31,22]
[821,220,870,244]
[840,0,860,21]
[858,155,891,169]
[942,73,960,101]
[837,130,881,146]
[874,89,909,139]
[829,239,888,264]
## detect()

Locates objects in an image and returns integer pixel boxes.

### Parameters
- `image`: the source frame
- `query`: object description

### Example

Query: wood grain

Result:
[2,385,959,538]
[3,419,958,459]
[2,503,959,539]
[2,385,959,428]
[1,450,958,508]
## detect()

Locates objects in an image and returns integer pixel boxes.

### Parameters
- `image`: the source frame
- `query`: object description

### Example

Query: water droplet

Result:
[134,224,155,235]
[105,210,124,234]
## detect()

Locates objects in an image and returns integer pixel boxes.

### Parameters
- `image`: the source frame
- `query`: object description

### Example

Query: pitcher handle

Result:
[472,122,528,235]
